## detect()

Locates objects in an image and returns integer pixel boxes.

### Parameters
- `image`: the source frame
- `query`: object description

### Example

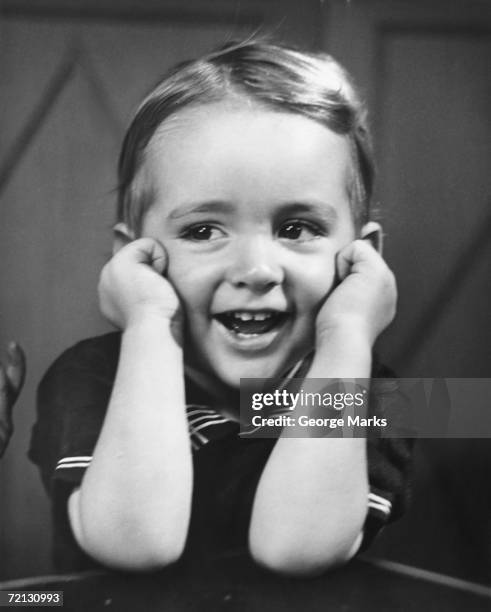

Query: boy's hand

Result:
[98,238,182,331]
[316,240,397,348]
[0,342,26,457]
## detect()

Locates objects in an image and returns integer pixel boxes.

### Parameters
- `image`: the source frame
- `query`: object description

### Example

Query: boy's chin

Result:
[184,340,311,390]
[209,356,296,389]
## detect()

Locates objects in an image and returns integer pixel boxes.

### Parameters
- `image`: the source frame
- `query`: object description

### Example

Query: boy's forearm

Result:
[70,314,192,570]
[311,325,372,378]
[249,327,371,576]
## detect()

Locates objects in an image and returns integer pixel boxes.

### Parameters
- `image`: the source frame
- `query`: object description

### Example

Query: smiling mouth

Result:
[214,310,289,335]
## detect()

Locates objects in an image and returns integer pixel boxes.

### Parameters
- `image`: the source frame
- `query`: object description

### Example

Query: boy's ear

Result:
[112,222,135,255]
[360,221,383,254]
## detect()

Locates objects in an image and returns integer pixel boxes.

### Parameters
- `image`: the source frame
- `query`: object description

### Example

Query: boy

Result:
[29,40,412,576]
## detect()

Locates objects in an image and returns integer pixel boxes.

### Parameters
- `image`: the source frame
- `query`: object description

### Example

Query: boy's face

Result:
[140,102,357,387]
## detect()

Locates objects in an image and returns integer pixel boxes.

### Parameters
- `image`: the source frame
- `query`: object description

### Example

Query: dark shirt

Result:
[29,332,413,571]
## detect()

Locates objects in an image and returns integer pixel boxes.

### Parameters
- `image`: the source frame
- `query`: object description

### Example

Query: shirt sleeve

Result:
[360,364,415,551]
[28,333,121,571]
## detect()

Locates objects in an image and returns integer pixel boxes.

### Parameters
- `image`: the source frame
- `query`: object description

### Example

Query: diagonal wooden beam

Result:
[0,52,78,196]
[78,51,125,143]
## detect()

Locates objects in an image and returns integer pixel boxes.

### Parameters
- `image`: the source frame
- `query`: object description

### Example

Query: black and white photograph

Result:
[0,1,490,609]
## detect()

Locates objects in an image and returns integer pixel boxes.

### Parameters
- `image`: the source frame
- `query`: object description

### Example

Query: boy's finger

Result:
[6,342,26,395]
[336,240,364,280]
[147,239,168,276]
[335,249,352,282]
[335,240,379,281]
[128,238,168,275]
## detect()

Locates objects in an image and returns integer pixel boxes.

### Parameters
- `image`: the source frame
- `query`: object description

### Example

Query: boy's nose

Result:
[226,239,284,292]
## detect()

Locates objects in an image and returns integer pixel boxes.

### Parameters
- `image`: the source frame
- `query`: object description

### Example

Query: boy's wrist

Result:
[125,305,180,329]
[316,318,375,353]
[124,309,183,344]
[313,323,372,377]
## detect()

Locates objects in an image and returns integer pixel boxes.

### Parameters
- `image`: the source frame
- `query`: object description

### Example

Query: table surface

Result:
[1,554,490,611]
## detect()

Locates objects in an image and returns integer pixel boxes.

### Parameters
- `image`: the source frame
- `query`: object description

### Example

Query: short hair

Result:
[117,39,375,235]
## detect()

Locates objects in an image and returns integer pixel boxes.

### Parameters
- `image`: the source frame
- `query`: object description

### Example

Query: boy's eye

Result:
[278,220,322,241]
[181,224,224,241]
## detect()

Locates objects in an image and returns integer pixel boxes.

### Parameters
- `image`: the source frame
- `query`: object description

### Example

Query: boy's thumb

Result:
[130,237,168,275]
[335,245,353,282]
[147,238,168,276]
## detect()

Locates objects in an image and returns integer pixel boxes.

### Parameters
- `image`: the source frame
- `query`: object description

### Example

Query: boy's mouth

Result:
[214,310,288,336]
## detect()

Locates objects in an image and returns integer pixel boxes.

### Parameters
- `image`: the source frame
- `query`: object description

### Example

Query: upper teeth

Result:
[232,311,273,321]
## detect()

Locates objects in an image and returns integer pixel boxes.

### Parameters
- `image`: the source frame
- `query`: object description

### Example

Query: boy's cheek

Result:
[298,260,337,300]
[164,255,195,290]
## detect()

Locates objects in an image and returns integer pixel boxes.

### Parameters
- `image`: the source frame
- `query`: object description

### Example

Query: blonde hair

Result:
[118,39,374,234]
